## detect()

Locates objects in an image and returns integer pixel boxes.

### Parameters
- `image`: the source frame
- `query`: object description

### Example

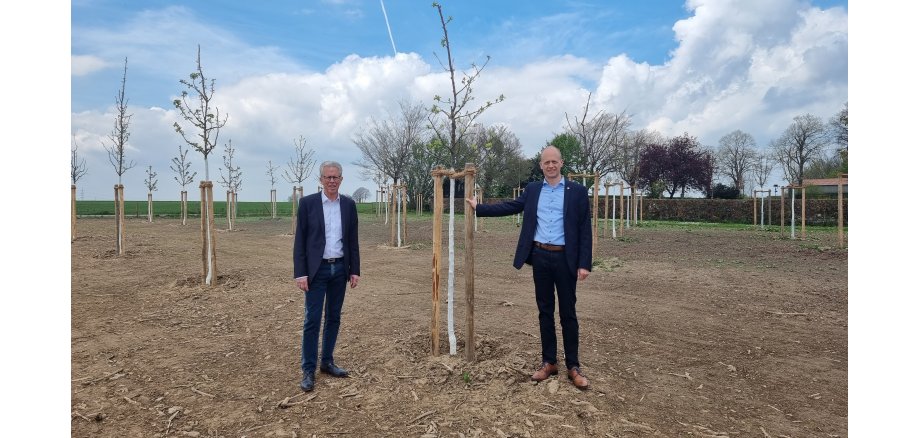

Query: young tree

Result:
[71,135,88,185]
[173,45,228,182]
[104,58,136,185]
[144,165,158,222]
[428,2,505,170]
[354,99,428,187]
[173,45,227,286]
[282,135,317,188]
[266,160,280,219]
[266,160,280,189]
[72,135,88,242]
[170,144,197,225]
[283,135,317,234]
[103,58,134,255]
[716,130,758,193]
[219,139,242,230]
[770,113,829,186]
[565,92,631,178]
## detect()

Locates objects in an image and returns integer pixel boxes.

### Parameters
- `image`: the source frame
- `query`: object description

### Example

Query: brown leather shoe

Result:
[531,362,558,382]
[568,366,589,389]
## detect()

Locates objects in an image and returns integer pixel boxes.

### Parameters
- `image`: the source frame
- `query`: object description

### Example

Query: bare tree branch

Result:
[354,99,428,186]
[565,92,631,178]
[282,135,317,185]
[170,144,197,190]
[144,165,158,192]
[770,114,829,186]
[71,135,88,185]
[428,2,504,169]
[103,58,135,184]
[218,138,243,193]
[716,130,758,193]
[266,160,280,188]
[173,45,228,181]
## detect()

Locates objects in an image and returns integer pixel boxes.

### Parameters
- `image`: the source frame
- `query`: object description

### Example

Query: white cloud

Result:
[71,55,108,76]
[593,0,847,147]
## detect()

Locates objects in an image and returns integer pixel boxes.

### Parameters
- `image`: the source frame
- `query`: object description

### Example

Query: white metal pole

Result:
[626,190,631,229]
[397,187,403,247]
[791,188,796,239]
[447,178,457,355]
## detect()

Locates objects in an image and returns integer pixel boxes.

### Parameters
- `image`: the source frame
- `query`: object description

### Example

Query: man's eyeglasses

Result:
[322,176,342,181]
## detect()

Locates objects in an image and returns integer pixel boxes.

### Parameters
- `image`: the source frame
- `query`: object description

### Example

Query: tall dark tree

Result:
[615,129,661,191]
[565,92,630,178]
[638,133,713,198]
[770,113,829,186]
[716,130,758,193]
[828,102,848,173]
[354,99,428,187]
[470,125,529,197]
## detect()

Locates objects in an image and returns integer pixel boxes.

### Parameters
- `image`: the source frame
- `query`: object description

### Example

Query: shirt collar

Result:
[542,177,566,188]
[321,191,339,203]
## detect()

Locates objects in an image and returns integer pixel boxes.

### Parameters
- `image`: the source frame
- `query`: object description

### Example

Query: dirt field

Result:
[71,213,847,437]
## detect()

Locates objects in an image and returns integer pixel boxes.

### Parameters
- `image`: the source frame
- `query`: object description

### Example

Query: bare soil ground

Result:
[71,213,847,437]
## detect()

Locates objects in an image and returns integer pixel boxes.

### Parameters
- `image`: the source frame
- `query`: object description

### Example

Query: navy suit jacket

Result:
[475,178,592,277]
[293,192,360,280]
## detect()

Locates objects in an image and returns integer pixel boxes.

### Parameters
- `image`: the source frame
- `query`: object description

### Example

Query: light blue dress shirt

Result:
[321,191,344,259]
[534,178,565,245]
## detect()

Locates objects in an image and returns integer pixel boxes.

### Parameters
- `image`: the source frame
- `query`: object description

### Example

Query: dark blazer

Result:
[476,178,592,277]
[293,192,360,280]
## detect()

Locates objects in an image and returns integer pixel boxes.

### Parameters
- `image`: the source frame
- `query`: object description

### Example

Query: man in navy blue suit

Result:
[293,161,361,392]
[467,145,592,389]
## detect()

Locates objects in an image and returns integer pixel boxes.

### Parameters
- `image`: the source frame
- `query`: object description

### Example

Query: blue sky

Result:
[68,0,850,201]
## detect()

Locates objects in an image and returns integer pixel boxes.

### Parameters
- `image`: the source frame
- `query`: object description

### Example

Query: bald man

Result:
[467,145,592,389]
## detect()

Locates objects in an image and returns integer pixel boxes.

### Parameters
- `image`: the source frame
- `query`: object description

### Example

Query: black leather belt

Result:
[533,241,564,252]
[324,257,344,264]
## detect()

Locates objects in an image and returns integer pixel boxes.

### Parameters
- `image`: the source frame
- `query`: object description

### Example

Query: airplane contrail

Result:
[380,0,397,56]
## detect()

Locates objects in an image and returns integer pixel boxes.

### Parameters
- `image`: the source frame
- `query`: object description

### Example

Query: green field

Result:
[75,200,380,217]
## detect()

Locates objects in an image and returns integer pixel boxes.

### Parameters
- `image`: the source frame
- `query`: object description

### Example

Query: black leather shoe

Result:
[300,373,315,392]
[320,362,349,377]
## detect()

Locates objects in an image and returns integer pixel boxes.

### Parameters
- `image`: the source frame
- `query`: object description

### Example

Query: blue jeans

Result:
[301,260,347,374]
[531,246,580,369]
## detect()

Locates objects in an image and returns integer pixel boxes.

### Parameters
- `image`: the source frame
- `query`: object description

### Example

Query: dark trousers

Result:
[301,260,347,374]
[531,247,580,369]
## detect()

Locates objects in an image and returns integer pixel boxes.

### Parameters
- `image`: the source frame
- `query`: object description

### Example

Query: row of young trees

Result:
[73,2,497,283]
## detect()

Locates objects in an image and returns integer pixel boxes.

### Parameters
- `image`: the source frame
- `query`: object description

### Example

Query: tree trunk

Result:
[114,184,125,255]
[72,184,77,242]
[200,181,217,285]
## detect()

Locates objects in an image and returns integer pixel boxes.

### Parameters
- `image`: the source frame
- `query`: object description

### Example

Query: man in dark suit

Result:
[466,145,592,389]
[293,161,360,392]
